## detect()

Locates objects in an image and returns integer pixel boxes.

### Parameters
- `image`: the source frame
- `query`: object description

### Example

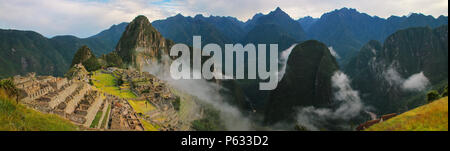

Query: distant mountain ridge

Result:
[1,7,447,79]
[0,23,127,78]
[304,8,448,64]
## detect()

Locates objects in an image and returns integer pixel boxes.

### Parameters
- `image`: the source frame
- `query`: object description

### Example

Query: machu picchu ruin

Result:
[4,62,209,131]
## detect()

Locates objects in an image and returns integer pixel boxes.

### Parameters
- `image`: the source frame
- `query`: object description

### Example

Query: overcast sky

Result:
[0,0,447,38]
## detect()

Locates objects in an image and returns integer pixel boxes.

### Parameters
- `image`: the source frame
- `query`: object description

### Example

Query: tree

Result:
[82,56,101,72]
[426,90,440,103]
[294,124,309,131]
[105,52,123,68]
[442,85,448,97]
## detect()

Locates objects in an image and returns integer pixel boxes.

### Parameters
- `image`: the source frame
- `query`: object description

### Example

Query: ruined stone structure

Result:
[356,113,398,131]
[11,68,184,131]
[108,94,144,131]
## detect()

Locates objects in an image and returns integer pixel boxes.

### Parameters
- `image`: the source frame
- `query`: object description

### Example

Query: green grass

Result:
[367,97,448,131]
[140,118,160,131]
[100,104,111,128]
[0,90,78,131]
[90,111,103,128]
[91,71,136,99]
[128,100,155,114]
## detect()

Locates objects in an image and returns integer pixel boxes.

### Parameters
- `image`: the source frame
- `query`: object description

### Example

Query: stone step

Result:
[65,84,90,114]
[48,83,79,109]
[83,94,104,127]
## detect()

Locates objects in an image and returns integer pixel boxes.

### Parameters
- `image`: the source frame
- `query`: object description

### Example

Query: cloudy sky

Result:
[0,0,447,38]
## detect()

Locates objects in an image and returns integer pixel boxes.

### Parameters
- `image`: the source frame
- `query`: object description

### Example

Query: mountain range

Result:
[1,7,447,78]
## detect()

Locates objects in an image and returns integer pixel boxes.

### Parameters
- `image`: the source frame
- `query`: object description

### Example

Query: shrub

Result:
[442,85,448,97]
[427,90,440,103]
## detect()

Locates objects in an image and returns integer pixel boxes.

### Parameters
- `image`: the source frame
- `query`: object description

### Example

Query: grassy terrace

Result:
[367,97,448,131]
[0,90,78,131]
[90,111,103,128]
[100,104,111,128]
[91,70,160,131]
[128,100,156,114]
[91,71,137,99]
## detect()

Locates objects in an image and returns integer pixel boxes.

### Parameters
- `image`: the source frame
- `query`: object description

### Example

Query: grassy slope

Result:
[367,97,448,131]
[0,91,78,131]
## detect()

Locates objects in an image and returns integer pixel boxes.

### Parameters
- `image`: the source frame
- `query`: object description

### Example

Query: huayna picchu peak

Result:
[115,15,174,70]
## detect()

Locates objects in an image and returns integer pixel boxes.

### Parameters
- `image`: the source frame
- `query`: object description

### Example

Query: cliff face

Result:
[345,25,449,114]
[115,15,174,70]
[264,40,339,124]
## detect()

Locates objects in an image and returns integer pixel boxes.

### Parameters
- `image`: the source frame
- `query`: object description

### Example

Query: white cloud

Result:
[328,46,340,59]
[0,0,447,37]
[0,0,175,37]
[402,72,430,92]
[296,71,364,130]
[383,66,430,92]
[384,66,405,86]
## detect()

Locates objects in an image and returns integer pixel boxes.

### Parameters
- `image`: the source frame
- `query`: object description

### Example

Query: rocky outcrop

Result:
[115,15,174,70]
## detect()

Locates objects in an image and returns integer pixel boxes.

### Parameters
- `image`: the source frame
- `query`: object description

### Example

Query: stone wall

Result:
[48,83,79,109]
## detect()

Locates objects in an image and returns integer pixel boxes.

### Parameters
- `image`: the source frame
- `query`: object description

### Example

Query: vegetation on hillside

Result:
[366,97,448,131]
[265,40,339,124]
[191,107,225,131]
[0,88,78,131]
[71,46,101,72]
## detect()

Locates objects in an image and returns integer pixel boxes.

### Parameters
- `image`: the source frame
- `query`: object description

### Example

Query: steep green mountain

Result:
[264,40,339,124]
[71,45,94,66]
[0,23,126,78]
[0,29,69,78]
[344,25,448,114]
[306,8,448,65]
[115,15,174,70]
[70,45,101,72]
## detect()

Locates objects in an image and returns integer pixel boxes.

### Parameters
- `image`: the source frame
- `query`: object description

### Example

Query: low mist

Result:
[295,71,365,130]
[142,56,252,130]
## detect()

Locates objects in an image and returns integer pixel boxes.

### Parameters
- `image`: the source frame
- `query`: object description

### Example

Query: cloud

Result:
[402,72,430,92]
[296,71,364,130]
[0,0,447,37]
[142,56,252,130]
[0,0,175,37]
[383,66,430,92]
[384,66,405,86]
[328,46,340,59]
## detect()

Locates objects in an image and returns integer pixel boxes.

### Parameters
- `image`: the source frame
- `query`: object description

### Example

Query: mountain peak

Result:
[115,15,172,70]
[275,7,282,12]
[132,15,150,23]
[271,7,288,16]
